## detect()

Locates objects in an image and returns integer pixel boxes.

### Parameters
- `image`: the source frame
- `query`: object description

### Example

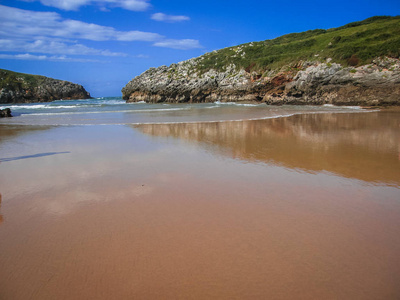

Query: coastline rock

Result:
[0,108,12,118]
[0,69,91,104]
[122,57,400,106]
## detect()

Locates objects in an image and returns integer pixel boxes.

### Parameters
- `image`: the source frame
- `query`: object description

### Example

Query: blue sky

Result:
[0,0,399,97]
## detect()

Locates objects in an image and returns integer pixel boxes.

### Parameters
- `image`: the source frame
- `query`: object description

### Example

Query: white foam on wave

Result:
[214,101,262,107]
[26,106,191,116]
[343,106,363,110]
[2,104,47,110]
[98,100,126,105]
[7,104,104,110]
[323,104,363,110]
[236,103,262,107]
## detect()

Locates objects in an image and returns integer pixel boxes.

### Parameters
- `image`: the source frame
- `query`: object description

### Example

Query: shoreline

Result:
[0,106,377,127]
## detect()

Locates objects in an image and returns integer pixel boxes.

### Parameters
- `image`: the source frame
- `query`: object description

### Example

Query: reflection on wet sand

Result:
[136,111,400,185]
[0,194,3,225]
[0,125,53,140]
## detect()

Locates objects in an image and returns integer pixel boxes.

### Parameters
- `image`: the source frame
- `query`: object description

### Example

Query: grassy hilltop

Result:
[0,69,54,91]
[194,16,400,75]
[0,69,91,103]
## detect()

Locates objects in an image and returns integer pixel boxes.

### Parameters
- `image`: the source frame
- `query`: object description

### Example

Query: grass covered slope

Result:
[1,69,47,90]
[123,16,400,106]
[0,69,91,103]
[195,16,400,75]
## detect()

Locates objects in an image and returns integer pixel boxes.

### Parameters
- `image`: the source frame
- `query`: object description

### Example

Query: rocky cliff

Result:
[122,57,400,106]
[0,69,91,104]
[122,16,400,106]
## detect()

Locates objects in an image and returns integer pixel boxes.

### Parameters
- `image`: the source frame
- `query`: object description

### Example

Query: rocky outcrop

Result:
[0,108,12,117]
[267,58,400,106]
[122,57,400,106]
[0,69,91,104]
[122,60,268,103]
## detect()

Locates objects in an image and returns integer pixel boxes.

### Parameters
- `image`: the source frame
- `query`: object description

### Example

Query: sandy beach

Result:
[0,109,399,299]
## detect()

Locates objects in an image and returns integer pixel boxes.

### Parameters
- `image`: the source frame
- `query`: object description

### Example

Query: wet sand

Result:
[0,110,400,299]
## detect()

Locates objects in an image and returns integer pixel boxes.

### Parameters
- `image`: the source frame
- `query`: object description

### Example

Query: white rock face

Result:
[122,57,400,106]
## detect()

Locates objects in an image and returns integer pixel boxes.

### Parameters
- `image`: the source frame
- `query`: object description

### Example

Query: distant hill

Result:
[0,69,91,104]
[122,16,400,106]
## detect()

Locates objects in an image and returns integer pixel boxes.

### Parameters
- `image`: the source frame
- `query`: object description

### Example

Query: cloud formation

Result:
[21,0,151,11]
[0,39,126,56]
[151,13,190,23]
[0,53,102,62]
[153,39,202,50]
[0,4,202,62]
[0,5,162,42]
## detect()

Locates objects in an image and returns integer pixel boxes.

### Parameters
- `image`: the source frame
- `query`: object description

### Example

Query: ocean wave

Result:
[322,104,362,110]
[98,100,126,105]
[4,104,103,110]
[26,106,192,116]
[2,104,48,110]
[1,102,375,127]
[2,108,374,127]
[214,101,263,107]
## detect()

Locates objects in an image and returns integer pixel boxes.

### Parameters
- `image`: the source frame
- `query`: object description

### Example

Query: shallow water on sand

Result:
[0,108,399,299]
[0,97,366,125]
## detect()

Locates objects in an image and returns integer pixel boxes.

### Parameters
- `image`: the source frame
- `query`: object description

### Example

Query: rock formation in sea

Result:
[122,16,400,106]
[0,69,91,104]
[0,108,12,118]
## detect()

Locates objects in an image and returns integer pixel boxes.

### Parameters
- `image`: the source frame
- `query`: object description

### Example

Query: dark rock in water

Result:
[0,108,12,118]
[0,68,91,104]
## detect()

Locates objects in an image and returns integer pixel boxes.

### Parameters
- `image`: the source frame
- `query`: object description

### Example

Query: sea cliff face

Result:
[122,57,400,106]
[122,16,400,106]
[0,69,91,104]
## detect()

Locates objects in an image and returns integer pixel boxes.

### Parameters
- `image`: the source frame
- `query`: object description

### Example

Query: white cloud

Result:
[0,53,103,62]
[133,54,150,58]
[21,0,151,11]
[0,39,126,56]
[151,13,190,23]
[117,0,150,11]
[0,4,202,58]
[0,5,162,42]
[153,39,202,50]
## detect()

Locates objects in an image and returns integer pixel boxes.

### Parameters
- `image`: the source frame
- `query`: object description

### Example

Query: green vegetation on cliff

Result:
[0,68,91,103]
[0,68,49,90]
[195,16,400,75]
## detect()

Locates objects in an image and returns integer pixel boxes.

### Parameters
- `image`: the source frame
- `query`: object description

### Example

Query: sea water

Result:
[0,97,366,126]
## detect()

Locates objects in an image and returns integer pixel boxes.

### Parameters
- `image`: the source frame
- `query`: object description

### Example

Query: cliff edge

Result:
[0,69,91,104]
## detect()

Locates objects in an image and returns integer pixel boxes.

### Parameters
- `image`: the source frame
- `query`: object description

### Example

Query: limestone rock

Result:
[122,57,400,106]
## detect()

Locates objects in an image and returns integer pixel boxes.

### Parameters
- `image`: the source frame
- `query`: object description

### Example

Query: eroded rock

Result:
[122,57,400,106]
